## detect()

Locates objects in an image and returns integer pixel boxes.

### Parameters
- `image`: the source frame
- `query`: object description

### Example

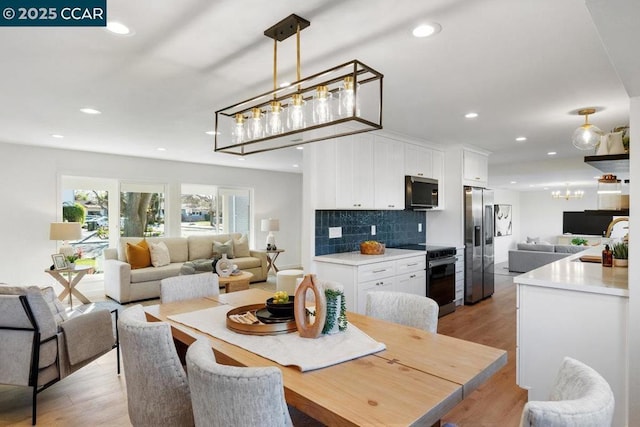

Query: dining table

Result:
[144,288,507,426]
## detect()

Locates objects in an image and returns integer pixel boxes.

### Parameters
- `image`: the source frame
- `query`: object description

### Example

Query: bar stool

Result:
[276,269,304,295]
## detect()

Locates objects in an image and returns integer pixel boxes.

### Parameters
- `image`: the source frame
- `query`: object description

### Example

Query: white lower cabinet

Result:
[315,253,427,314]
[455,248,464,305]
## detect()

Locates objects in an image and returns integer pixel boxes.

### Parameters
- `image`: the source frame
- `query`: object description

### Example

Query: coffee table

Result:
[218,271,253,293]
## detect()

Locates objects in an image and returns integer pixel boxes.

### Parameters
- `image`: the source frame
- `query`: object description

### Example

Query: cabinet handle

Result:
[372,269,386,273]
[388,205,394,208]
[410,274,416,278]
[418,173,424,176]
[407,263,418,266]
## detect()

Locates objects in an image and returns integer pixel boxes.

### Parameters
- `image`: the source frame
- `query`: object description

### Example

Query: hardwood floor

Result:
[0,272,526,426]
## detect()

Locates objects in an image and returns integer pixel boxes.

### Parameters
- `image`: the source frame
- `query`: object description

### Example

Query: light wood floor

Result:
[0,272,526,426]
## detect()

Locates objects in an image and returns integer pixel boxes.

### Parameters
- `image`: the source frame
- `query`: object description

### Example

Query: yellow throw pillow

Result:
[126,239,152,269]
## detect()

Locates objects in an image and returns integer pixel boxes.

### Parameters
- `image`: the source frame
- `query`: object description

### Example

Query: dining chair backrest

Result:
[365,291,439,333]
[186,339,293,427]
[161,273,220,304]
[519,357,615,427]
[118,304,194,427]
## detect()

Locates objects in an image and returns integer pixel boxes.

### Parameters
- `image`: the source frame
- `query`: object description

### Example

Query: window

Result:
[181,184,251,237]
[120,182,166,237]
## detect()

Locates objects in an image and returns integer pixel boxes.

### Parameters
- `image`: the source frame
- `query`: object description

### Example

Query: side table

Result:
[258,248,284,275]
[45,265,92,308]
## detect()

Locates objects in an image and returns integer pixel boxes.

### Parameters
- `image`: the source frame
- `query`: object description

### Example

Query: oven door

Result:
[426,257,457,316]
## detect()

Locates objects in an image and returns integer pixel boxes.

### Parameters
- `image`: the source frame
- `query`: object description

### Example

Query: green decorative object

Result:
[612,241,628,259]
[323,287,347,334]
[571,237,588,246]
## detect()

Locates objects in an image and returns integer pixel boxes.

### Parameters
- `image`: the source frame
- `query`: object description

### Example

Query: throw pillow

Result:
[126,239,152,269]
[526,236,540,244]
[212,240,234,259]
[233,235,251,258]
[148,241,171,267]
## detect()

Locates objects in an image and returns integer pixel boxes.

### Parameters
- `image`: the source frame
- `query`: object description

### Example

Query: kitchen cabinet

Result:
[314,249,427,314]
[455,248,464,306]
[462,149,488,187]
[405,144,433,178]
[373,136,405,209]
[336,135,374,209]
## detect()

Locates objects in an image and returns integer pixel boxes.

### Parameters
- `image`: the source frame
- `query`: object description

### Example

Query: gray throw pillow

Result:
[212,240,234,259]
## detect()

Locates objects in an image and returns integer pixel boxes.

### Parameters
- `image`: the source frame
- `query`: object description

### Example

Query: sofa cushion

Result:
[555,245,587,254]
[149,241,171,267]
[233,235,251,258]
[517,243,555,252]
[130,263,184,284]
[232,256,261,270]
[526,236,540,243]
[127,240,152,269]
[213,240,235,259]
[119,237,189,263]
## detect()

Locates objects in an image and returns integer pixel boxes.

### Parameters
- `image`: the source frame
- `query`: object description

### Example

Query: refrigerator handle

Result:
[474,225,481,247]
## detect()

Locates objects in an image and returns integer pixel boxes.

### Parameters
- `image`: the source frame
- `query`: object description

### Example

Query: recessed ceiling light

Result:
[465,112,478,119]
[547,151,557,156]
[106,21,131,35]
[296,146,304,150]
[279,82,291,88]
[292,164,299,168]
[510,181,517,184]
[515,136,527,142]
[593,176,601,179]
[51,134,64,139]
[80,108,101,115]
[205,131,219,135]
[237,157,245,161]
[157,147,166,151]
[412,23,442,38]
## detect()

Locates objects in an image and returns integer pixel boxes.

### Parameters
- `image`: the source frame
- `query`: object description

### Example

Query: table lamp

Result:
[50,222,82,257]
[261,218,279,249]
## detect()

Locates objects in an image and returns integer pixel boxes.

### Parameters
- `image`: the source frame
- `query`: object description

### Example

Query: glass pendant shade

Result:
[572,123,602,150]
[287,93,306,130]
[265,101,284,135]
[338,76,360,118]
[312,85,334,124]
[231,113,246,145]
[246,108,265,140]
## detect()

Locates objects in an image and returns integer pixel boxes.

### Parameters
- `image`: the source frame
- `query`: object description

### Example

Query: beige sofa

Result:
[104,233,268,303]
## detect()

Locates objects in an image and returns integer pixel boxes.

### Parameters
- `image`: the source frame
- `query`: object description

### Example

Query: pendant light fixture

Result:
[214,14,383,156]
[551,185,584,200]
[572,108,602,150]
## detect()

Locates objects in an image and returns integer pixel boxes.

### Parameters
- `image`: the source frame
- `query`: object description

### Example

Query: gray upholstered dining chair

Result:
[0,285,118,425]
[519,357,615,427]
[118,304,194,427]
[186,338,293,427]
[160,273,220,304]
[365,291,439,333]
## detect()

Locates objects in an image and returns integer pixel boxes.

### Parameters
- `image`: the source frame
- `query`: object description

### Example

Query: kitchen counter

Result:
[514,245,628,297]
[313,248,426,266]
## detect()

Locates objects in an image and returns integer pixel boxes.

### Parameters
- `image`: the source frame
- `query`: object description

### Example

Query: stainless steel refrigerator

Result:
[464,186,495,304]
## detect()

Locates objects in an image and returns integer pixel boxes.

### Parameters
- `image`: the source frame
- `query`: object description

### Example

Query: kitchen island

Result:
[314,248,426,313]
[515,246,628,426]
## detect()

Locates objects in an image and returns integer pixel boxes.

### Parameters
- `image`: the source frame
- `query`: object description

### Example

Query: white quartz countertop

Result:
[514,246,628,297]
[313,248,426,266]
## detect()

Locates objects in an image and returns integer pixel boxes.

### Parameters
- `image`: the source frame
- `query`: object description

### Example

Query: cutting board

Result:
[579,255,602,263]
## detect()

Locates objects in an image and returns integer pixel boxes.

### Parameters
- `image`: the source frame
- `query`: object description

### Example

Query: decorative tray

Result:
[226,304,297,335]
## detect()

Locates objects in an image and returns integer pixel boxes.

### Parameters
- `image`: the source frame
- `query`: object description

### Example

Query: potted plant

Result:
[571,237,588,246]
[66,248,82,269]
[612,241,628,267]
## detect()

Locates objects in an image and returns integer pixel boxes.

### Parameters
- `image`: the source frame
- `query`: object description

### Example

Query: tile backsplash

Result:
[315,210,426,255]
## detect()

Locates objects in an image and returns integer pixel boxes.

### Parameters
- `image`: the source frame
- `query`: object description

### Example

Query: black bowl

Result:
[265,296,295,316]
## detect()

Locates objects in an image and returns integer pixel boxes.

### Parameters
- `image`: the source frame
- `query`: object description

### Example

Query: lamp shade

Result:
[261,219,280,232]
[49,222,82,241]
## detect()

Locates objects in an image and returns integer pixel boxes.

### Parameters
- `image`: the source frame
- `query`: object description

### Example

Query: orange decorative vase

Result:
[294,274,326,338]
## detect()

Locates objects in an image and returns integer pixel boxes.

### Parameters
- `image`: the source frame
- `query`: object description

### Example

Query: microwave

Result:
[405,176,438,210]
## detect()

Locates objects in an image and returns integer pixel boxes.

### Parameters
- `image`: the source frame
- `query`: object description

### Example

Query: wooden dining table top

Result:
[145,288,507,426]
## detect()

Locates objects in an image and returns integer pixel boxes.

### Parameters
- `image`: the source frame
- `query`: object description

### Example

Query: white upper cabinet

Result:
[373,135,404,209]
[404,144,433,178]
[462,149,489,187]
[335,135,374,209]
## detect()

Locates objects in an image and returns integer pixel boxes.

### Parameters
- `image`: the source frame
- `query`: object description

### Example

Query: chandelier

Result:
[551,188,584,200]
[214,14,383,156]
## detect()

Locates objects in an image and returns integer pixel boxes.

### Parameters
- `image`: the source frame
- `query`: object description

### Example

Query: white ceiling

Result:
[0,0,635,191]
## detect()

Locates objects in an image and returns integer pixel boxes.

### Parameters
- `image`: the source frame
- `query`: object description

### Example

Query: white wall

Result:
[0,142,302,285]
[518,189,599,244]
[628,95,639,425]
[493,189,521,264]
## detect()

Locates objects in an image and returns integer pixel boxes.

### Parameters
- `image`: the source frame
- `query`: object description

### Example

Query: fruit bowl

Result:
[265,296,295,316]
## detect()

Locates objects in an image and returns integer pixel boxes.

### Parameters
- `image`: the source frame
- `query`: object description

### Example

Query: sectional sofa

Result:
[103,233,268,303]
[508,243,588,273]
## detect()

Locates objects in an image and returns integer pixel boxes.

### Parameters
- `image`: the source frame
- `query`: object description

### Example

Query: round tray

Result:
[226,304,297,335]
